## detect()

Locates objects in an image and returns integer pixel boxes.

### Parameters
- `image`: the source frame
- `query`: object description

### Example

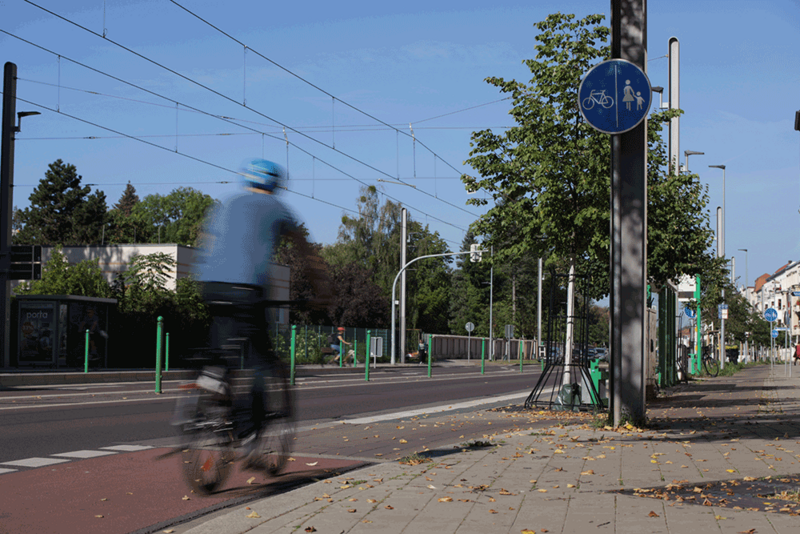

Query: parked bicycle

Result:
[702,345,720,377]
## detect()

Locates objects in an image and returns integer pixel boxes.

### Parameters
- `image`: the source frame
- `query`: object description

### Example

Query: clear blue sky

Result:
[2,0,799,290]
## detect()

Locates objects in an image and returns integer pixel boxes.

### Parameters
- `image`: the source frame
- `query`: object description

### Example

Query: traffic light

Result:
[9,245,41,280]
[469,243,482,263]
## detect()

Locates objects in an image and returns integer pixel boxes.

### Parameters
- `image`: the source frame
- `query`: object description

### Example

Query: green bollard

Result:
[519,339,523,373]
[354,338,358,368]
[338,329,343,368]
[84,329,90,373]
[427,334,433,378]
[165,332,170,372]
[290,325,297,386]
[481,337,485,375]
[365,330,371,382]
[155,316,163,394]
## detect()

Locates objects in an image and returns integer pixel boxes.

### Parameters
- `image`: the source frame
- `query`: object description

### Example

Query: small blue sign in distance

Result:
[579,59,652,135]
[684,307,696,319]
[793,291,800,297]
[772,329,779,338]
[764,307,778,322]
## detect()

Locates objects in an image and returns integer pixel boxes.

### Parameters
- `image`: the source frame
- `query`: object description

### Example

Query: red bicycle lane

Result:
[0,448,366,534]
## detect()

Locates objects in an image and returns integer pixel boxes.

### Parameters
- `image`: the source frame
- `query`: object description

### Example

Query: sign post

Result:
[765,307,778,369]
[465,322,474,361]
[589,0,650,426]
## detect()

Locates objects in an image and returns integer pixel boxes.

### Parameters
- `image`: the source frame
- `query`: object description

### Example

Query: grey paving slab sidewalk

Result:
[179,364,800,534]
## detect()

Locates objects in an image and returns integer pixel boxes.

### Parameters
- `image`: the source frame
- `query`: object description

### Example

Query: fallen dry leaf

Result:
[737,530,755,534]
[182,495,190,501]
[385,505,394,510]
[489,509,499,514]
[521,530,536,534]
[246,511,261,519]
[95,515,104,519]
[163,530,175,534]
[246,477,256,485]
[580,470,595,476]
[649,511,659,518]
[427,484,437,489]
[304,528,317,533]
[367,499,377,503]
[347,509,357,513]
[438,497,453,502]
[287,457,296,462]
[306,461,319,466]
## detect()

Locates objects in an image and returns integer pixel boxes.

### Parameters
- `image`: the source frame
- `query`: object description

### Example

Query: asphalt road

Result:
[0,364,545,463]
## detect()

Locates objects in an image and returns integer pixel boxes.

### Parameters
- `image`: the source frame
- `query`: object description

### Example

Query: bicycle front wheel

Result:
[703,356,720,377]
[254,361,295,476]
[582,97,595,110]
[178,391,235,494]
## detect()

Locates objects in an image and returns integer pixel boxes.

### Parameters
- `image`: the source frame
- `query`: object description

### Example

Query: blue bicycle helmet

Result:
[241,159,286,193]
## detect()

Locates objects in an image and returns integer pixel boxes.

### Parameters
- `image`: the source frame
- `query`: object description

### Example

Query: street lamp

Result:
[708,165,726,257]
[684,150,704,173]
[738,248,748,301]
[709,164,727,368]
[651,86,668,110]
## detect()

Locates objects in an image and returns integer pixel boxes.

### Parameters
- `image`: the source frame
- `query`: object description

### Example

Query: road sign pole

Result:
[609,0,648,428]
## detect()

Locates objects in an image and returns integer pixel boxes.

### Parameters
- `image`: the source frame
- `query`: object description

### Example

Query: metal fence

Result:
[272,324,389,365]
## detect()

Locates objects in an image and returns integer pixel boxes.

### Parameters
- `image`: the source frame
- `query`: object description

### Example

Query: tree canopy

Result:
[14,160,108,245]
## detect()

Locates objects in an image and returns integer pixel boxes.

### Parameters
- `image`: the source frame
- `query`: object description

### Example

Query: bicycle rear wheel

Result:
[253,361,295,475]
[703,356,720,377]
[177,390,236,494]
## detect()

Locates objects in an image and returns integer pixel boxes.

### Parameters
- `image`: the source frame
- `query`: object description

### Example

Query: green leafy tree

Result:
[14,246,111,298]
[130,187,215,246]
[115,252,177,314]
[463,13,719,301]
[463,14,611,298]
[107,182,143,244]
[14,160,108,245]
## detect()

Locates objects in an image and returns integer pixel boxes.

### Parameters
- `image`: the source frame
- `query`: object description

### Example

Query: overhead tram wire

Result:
[166,0,480,213]
[12,94,468,236]
[1,31,468,236]
[20,74,512,132]
[22,1,479,220]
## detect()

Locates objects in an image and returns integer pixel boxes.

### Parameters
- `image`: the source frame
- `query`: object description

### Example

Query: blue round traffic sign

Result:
[579,59,652,135]
[772,329,779,338]
[764,307,778,322]
[684,307,696,319]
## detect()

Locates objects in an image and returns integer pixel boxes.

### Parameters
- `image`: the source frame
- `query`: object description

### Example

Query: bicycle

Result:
[582,90,614,110]
[172,299,298,495]
[702,348,720,377]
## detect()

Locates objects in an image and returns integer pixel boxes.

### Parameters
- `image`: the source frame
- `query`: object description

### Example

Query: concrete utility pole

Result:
[537,257,543,355]
[668,37,680,175]
[610,0,648,426]
[399,208,408,364]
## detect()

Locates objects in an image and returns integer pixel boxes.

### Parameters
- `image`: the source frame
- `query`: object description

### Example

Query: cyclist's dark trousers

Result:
[200,282,271,436]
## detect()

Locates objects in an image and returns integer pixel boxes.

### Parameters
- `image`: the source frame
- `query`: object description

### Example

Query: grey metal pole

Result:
[400,208,407,364]
[610,0,648,427]
[489,245,493,361]
[537,257,543,357]
[0,63,17,368]
[668,37,680,176]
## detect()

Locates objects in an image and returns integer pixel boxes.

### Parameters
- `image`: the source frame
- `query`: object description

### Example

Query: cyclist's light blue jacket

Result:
[194,190,299,292]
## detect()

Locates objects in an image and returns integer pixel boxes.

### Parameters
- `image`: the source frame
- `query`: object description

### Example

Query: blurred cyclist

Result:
[193,158,329,465]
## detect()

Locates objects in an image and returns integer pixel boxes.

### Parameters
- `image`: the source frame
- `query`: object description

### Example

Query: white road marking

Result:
[52,450,118,459]
[341,389,546,425]
[100,445,153,452]
[0,468,17,474]
[1,457,71,468]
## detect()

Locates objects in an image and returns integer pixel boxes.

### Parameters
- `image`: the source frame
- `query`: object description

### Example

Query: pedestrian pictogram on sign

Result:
[579,59,652,135]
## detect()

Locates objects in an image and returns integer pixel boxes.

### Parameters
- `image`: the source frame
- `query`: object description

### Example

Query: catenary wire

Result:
[19,76,513,132]
[1,31,469,236]
[13,94,469,236]
[20,2,479,219]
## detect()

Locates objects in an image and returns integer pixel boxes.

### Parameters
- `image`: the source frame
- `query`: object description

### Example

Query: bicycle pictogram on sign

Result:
[581,90,614,110]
